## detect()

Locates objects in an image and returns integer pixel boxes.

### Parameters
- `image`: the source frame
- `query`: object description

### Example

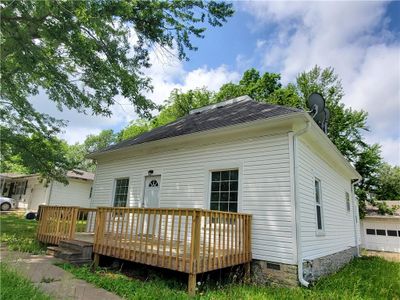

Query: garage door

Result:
[361,218,400,253]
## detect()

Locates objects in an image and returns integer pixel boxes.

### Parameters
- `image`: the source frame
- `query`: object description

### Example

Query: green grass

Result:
[59,257,400,300]
[0,263,52,300]
[1,213,398,299]
[0,213,46,254]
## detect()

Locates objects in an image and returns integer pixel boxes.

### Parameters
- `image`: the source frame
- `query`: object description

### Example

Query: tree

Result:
[83,129,119,153]
[375,163,400,200]
[64,129,119,172]
[353,144,383,217]
[120,120,151,141]
[294,66,369,162]
[153,88,215,127]
[0,130,75,183]
[0,0,234,182]
[119,87,215,141]
[215,68,281,101]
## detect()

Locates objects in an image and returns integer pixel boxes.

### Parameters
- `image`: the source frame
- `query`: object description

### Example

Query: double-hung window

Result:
[345,192,350,212]
[210,170,238,212]
[113,178,129,207]
[315,178,324,232]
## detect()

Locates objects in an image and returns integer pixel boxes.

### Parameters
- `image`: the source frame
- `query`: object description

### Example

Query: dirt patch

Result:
[363,250,400,262]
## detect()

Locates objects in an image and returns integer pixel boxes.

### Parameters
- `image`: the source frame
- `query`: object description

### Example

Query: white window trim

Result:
[112,177,130,207]
[314,177,325,235]
[204,161,243,213]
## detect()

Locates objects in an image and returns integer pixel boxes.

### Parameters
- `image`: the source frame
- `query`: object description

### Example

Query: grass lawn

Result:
[1,213,399,299]
[0,212,46,254]
[59,256,400,300]
[0,263,52,300]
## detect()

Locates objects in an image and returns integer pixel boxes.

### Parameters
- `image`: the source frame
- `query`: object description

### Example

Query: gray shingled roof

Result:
[96,96,302,154]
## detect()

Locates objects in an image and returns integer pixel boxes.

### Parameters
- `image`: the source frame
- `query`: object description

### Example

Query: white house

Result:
[361,201,400,253]
[0,170,94,211]
[88,96,362,285]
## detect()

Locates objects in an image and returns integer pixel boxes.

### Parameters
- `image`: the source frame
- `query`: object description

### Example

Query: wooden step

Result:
[59,239,93,260]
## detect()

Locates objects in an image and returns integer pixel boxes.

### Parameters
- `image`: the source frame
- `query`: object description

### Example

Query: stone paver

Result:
[0,248,121,300]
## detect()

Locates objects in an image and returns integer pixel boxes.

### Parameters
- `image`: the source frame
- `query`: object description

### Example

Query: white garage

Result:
[361,201,400,253]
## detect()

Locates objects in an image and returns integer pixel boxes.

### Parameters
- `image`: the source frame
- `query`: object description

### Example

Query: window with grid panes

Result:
[315,178,324,231]
[113,178,129,207]
[210,170,238,212]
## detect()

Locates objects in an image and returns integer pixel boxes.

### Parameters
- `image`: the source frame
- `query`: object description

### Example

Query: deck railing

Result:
[37,206,97,244]
[93,207,252,274]
[37,205,252,295]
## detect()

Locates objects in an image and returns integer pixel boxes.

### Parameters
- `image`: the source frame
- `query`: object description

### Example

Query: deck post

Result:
[93,253,100,270]
[188,273,196,296]
[244,262,251,283]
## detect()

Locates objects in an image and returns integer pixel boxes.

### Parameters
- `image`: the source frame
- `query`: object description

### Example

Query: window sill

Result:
[315,230,325,237]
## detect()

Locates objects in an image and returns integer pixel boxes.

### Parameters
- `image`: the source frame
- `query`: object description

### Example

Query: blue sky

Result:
[31,1,400,165]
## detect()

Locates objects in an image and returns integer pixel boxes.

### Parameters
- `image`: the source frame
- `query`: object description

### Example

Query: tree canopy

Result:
[0,0,234,182]
[375,164,400,200]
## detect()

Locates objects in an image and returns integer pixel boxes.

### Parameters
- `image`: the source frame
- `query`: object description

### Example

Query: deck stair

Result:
[47,239,93,264]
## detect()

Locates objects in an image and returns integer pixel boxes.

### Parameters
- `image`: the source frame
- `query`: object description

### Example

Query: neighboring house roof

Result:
[66,170,95,181]
[0,173,37,179]
[95,96,301,155]
[0,170,94,181]
[365,201,400,218]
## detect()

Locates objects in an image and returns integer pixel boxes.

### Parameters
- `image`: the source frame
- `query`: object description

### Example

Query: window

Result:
[366,229,376,235]
[14,181,27,195]
[148,180,159,187]
[315,178,324,231]
[210,170,238,212]
[113,178,129,207]
[376,229,386,236]
[387,230,398,237]
[345,192,350,212]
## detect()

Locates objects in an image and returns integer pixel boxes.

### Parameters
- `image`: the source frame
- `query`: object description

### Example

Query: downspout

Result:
[46,180,54,205]
[292,120,311,287]
[351,178,362,257]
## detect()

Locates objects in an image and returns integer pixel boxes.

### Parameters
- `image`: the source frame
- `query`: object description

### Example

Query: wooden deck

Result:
[37,205,252,295]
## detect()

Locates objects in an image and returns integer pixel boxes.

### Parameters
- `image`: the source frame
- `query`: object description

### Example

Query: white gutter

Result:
[292,121,311,287]
[351,178,362,257]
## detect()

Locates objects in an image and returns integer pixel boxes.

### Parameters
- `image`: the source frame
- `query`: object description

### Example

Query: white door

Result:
[144,176,161,208]
[143,176,161,235]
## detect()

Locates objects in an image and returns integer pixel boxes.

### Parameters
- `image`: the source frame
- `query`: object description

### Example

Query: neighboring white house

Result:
[88,96,362,285]
[361,201,400,253]
[0,170,94,211]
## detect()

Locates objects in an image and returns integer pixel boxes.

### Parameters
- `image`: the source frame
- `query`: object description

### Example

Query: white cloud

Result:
[30,47,240,144]
[241,1,400,165]
[144,47,240,105]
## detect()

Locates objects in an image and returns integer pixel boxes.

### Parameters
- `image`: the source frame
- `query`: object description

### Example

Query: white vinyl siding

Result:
[49,179,92,208]
[91,133,295,264]
[297,138,358,259]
